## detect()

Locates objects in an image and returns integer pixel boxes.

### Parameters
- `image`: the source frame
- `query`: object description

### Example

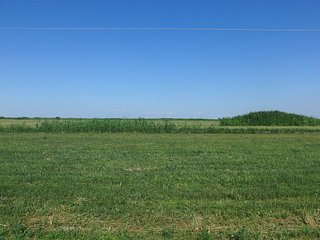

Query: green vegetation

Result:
[220,111,320,126]
[0,114,319,238]
[1,118,320,134]
[0,118,216,133]
[0,133,319,239]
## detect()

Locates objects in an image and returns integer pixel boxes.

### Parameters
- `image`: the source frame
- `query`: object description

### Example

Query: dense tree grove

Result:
[220,111,320,126]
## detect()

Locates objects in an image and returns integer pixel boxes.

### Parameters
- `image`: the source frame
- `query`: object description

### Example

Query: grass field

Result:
[0,132,319,239]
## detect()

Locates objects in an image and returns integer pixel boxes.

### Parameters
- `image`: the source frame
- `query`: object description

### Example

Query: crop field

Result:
[0,131,319,239]
[0,118,220,127]
[1,118,320,134]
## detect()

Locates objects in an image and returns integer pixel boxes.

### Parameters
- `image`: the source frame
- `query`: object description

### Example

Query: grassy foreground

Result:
[0,133,320,239]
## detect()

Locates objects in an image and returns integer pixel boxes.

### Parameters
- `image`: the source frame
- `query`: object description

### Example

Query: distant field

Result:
[0,118,219,128]
[1,118,320,134]
[0,118,45,127]
[0,133,319,239]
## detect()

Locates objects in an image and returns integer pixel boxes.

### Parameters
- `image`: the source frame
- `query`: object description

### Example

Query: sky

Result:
[0,0,319,118]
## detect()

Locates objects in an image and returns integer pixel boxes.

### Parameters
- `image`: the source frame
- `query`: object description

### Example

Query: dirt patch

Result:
[123,167,157,172]
[302,214,319,228]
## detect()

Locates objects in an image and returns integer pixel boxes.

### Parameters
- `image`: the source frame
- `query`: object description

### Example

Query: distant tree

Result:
[220,111,320,126]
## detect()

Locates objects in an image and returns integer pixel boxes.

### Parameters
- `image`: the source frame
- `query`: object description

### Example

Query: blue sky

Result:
[1,0,319,118]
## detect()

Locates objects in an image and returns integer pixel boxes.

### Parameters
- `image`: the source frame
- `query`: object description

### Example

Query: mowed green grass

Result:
[0,133,319,239]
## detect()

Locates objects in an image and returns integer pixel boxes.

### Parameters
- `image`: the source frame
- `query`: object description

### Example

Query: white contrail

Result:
[0,27,320,32]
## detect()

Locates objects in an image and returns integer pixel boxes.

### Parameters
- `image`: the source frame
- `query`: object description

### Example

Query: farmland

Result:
[1,118,320,134]
[0,130,320,239]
